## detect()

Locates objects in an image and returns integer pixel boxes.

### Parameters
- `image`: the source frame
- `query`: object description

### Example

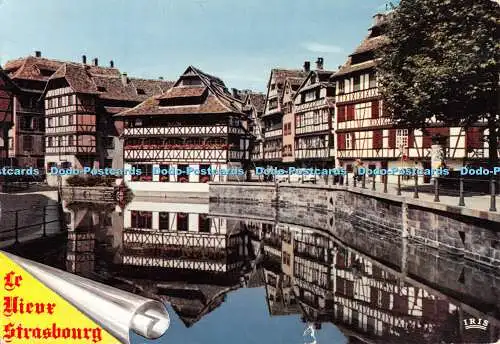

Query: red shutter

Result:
[351,133,356,149]
[337,106,346,122]
[466,127,483,149]
[337,133,346,149]
[388,129,396,148]
[408,130,414,148]
[387,129,395,148]
[371,101,379,119]
[347,105,355,121]
[373,130,383,149]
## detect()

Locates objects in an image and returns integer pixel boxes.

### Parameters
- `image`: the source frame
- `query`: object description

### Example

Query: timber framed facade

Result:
[0,70,17,165]
[293,63,336,169]
[262,67,308,165]
[332,13,496,184]
[41,57,172,186]
[116,66,252,195]
[121,200,249,273]
[3,52,64,168]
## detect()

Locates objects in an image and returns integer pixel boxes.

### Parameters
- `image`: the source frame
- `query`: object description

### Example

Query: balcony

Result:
[45,146,96,155]
[123,125,228,137]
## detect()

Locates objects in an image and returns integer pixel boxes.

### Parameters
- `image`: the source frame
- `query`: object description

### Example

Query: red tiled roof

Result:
[158,86,207,99]
[44,63,173,102]
[333,59,378,78]
[3,56,64,81]
[116,66,245,117]
[247,93,266,114]
[351,35,388,56]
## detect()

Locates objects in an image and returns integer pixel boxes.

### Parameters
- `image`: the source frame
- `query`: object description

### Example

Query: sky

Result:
[0,0,389,92]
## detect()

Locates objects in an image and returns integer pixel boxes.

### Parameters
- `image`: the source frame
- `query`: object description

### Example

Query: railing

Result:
[0,204,66,246]
[236,171,499,212]
[333,174,499,212]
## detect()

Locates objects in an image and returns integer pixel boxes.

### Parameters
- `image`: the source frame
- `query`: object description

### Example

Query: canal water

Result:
[6,197,500,344]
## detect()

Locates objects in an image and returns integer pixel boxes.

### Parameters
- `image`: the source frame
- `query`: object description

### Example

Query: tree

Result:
[378,0,499,166]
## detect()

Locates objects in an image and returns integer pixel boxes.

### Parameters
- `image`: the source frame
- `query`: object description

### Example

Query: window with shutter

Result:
[388,129,396,148]
[347,105,355,121]
[337,106,346,122]
[408,130,414,148]
[371,101,379,119]
[466,127,483,149]
[337,133,346,149]
[373,130,383,149]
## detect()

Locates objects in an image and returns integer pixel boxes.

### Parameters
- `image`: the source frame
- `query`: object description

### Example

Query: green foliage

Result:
[378,0,499,160]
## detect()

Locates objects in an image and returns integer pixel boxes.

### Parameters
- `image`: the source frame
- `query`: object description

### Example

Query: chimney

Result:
[373,13,386,26]
[82,55,87,64]
[231,88,239,98]
[121,72,128,85]
[110,60,114,68]
[316,57,324,70]
[92,58,98,66]
[303,61,311,72]
[34,51,42,58]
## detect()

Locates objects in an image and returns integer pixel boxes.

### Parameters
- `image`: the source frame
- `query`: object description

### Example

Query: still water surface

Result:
[14,198,500,343]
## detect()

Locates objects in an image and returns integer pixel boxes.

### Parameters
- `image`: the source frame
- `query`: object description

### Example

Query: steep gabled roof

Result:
[333,13,390,79]
[293,70,336,101]
[116,66,245,117]
[3,56,64,81]
[263,68,308,114]
[41,62,173,102]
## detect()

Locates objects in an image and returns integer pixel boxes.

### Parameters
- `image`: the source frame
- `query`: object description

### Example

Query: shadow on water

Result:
[3,196,499,344]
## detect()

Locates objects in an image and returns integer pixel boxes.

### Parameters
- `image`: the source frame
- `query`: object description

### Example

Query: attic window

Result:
[40,69,52,77]
[137,88,146,95]
[97,86,107,92]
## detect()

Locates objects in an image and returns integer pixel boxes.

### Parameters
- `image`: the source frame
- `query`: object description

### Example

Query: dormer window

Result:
[40,69,52,77]
[137,88,146,95]
[97,86,106,92]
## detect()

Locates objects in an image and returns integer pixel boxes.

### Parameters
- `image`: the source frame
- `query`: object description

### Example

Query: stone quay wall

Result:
[209,182,500,268]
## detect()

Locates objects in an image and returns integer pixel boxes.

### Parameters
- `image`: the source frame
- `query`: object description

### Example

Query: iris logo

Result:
[463,318,489,331]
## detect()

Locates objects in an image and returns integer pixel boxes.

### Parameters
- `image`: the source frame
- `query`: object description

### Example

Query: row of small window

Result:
[47,115,75,127]
[338,129,409,150]
[130,211,211,232]
[296,110,329,127]
[337,71,377,94]
[45,95,94,109]
[46,95,76,109]
[47,136,78,147]
[296,136,328,149]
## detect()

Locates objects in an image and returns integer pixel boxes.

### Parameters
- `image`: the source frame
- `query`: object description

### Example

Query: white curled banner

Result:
[3,252,170,344]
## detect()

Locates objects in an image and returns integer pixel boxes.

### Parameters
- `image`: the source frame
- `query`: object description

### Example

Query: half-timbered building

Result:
[262,66,308,165]
[235,90,266,164]
[0,70,17,164]
[281,76,306,164]
[41,57,172,186]
[293,60,336,168]
[3,51,63,168]
[333,13,496,183]
[116,66,252,195]
[121,199,249,274]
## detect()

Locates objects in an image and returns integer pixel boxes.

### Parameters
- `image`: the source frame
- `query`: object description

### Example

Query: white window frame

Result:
[396,129,409,148]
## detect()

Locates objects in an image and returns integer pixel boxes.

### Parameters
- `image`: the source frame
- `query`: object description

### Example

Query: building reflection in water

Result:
[61,199,499,343]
